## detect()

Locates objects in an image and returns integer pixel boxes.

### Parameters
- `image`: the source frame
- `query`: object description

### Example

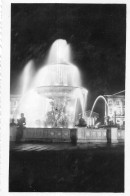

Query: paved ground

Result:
[9,142,124,192]
[10,143,77,151]
[10,142,123,151]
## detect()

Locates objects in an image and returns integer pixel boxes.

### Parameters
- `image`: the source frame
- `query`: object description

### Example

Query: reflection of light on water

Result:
[14,39,88,128]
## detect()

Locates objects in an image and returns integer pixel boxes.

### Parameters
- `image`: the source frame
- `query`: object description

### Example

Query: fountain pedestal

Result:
[107,127,118,143]
[21,128,71,142]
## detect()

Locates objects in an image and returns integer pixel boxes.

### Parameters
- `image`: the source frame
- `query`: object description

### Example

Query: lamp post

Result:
[114,111,116,126]
[113,106,117,126]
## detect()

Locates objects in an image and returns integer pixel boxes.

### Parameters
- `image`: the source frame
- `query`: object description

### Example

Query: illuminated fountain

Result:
[90,95,108,119]
[14,39,88,128]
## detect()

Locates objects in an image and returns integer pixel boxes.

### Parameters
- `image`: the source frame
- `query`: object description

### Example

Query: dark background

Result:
[9,144,124,192]
[11,4,126,121]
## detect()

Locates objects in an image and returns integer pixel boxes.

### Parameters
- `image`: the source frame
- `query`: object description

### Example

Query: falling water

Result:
[33,63,81,88]
[90,95,108,118]
[33,39,80,87]
[45,39,72,64]
[14,39,88,128]
[19,60,35,95]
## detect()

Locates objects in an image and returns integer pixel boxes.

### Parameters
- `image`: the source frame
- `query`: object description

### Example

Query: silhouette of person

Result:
[10,118,16,126]
[18,113,26,127]
[78,114,86,127]
[16,113,26,141]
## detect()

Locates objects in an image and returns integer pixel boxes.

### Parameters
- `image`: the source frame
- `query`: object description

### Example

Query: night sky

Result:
[11,4,126,118]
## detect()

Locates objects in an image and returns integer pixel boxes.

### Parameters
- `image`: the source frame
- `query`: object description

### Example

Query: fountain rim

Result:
[35,85,88,92]
[41,62,80,68]
[45,62,71,65]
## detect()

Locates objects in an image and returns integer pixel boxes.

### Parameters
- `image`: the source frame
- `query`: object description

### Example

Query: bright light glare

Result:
[14,39,88,128]
[46,39,71,64]
[19,60,35,95]
[33,63,81,88]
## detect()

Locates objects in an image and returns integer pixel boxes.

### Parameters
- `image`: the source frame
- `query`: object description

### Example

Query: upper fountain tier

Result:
[33,39,81,87]
[34,63,81,87]
[45,39,71,65]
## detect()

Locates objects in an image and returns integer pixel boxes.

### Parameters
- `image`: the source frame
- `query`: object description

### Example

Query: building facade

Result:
[10,95,21,121]
[104,94,125,128]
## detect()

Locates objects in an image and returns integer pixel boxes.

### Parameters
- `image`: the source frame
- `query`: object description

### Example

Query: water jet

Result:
[90,95,108,119]
[13,39,88,128]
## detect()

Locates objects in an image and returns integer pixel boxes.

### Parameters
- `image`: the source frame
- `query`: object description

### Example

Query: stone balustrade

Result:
[22,127,70,142]
[10,126,124,143]
[77,128,107,143]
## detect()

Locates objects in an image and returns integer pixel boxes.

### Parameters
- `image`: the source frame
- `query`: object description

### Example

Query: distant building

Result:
[10,95,21,121]
[104,92,125,128]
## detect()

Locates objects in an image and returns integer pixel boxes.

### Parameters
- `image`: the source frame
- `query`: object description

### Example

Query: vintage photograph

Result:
[9,3,125,192]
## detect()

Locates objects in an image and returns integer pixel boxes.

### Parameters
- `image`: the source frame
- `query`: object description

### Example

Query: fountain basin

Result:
[10,126,124,143]
[13,85,87,128]
[35,85,87,128]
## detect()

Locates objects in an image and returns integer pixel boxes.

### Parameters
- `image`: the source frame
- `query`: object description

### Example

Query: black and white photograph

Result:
[9,3,125,192]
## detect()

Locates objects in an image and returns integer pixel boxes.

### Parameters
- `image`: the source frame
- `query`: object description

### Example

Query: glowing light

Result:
[68,106,74,113]
[73,88,88,117]
[33,63,81,88]
[113,106,117,112]
[90,95,108,118]
[68,125,73,128]
[45,39,71,64]
[14,39,88,128]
